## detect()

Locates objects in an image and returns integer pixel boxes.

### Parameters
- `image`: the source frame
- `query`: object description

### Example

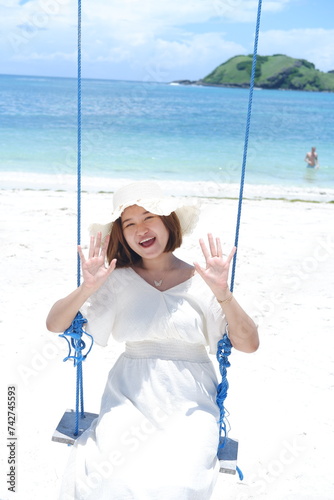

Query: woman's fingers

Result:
[94,232,102,257]
[226,246,237,263]
[200,234,223,260]
[88,232,104,259]
[208,233,217,257]
[78,245,86,263]
[101,234,110,257]
[216,237,222,258]
[199,238,210,261]
[88,235,95,259]
[108,258,117,274]
[199,234,236,265]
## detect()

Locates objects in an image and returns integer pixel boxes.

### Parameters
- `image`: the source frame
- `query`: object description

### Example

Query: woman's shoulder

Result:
[187,272,219,305]
[110,266,133,283]
[92,267,133,301]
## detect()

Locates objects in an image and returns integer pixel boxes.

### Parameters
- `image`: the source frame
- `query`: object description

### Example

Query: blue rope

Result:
[59,312,94,435]
[216,334,232,437]
[216,0,263,481]
[230,0,263,293]
[59,0,94,439]
[72,0,87,437]
[77,0,82,288]
[236,466,244,481]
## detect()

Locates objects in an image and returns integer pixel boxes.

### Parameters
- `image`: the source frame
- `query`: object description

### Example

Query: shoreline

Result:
[1,172,334,203]
[170,79,334,93]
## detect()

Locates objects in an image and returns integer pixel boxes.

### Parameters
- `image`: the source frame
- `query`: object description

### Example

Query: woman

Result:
[47,181,259,500]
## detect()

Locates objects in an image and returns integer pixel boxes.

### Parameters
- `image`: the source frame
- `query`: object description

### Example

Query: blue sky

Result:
[1,0,334,81]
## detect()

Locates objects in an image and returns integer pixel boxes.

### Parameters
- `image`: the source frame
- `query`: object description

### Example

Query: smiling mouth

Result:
[139,237,156,248]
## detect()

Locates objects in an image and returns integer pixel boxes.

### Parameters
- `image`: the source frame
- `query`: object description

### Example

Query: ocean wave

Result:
[1,171,333,203]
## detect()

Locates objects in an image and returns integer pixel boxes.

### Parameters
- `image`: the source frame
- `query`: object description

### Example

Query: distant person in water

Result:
[305,147,319,168]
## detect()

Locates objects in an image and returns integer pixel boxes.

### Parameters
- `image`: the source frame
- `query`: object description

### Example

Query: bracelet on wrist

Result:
[216,292,233,305]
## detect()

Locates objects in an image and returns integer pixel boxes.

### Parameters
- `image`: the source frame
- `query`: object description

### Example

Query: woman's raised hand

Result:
[194,234,236,297]
[78,232,116,290]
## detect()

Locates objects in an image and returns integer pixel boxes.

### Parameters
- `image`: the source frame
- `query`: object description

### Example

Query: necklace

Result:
[141,267,169,288]
[152,269,168,287]
[137,257,179,288]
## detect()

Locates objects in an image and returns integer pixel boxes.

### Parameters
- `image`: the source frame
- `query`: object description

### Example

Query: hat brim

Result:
[89,198,200,240]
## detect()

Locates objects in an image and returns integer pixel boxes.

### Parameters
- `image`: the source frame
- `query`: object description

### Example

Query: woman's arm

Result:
[46,233,116,332]
[194,234,259,353]
[46,284,97,332]
[215,291,259,353]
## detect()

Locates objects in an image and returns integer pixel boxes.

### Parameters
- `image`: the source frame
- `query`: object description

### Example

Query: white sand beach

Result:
[0,184,333,500]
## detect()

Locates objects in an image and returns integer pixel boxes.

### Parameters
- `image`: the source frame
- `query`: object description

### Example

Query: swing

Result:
[52,0,99,445]
[52,0,263,481]
[217,0,263,479]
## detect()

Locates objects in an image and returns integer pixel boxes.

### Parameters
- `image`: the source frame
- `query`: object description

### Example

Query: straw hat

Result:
[90,181,200,240]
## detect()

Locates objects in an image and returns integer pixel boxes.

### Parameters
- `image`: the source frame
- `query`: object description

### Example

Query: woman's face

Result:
[121,205,170,260]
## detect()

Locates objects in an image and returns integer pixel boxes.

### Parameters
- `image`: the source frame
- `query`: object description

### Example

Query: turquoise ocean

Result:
[1,74,333,200]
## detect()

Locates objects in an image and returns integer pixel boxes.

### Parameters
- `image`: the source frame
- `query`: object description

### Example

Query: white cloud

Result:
[81,0,292,27]
[142,33,246,81]
[1,0,332,80]
[12,50,76,62]
[0,0,283,44]
[82,0,250,28]
[258,28,334,72]
[261,0,291,13]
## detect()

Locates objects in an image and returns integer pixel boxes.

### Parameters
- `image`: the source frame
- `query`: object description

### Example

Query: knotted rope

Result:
[216,0,263,481]
[59,0,94,438]
[59,312,93,436]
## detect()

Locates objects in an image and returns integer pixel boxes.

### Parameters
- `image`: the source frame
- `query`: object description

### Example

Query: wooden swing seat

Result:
[52,409,99,445]
[218,437,239,475]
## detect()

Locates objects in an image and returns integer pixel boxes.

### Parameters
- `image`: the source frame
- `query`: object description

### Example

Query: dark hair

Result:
[107,212,183,267]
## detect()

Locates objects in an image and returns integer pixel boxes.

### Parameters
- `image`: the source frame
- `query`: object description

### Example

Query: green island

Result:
[174,54,334,92]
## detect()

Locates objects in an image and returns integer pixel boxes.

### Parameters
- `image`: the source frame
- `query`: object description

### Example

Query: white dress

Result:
[59,268,227,500]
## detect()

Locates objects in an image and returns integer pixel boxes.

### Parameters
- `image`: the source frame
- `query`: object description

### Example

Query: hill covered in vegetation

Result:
[176,55,334,92]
